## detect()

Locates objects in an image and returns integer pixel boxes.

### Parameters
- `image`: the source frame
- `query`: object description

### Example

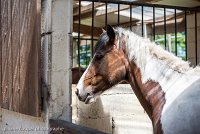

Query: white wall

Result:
[72,84,153,134]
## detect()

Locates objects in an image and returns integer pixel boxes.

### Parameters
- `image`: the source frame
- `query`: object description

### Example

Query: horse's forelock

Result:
[95,33,109,52]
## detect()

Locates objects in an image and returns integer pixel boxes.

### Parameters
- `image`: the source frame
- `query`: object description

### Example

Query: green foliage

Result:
[76,44,91,67]
[155,32,186,60]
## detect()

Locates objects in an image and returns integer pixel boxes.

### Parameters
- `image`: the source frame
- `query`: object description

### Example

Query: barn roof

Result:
[73,0,200,37]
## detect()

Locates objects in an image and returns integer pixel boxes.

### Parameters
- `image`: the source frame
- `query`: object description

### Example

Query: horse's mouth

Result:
[76,91,96,104]
[84,95,95,104]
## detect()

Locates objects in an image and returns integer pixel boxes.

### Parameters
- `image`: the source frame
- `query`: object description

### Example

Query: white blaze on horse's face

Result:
[76,61,95,104]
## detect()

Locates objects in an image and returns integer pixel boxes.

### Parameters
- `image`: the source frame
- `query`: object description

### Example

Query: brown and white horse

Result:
[76,25,200,134]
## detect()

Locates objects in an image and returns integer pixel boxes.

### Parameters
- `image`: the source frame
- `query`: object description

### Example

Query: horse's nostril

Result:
[87,93,90,96]
[75,88,79,96]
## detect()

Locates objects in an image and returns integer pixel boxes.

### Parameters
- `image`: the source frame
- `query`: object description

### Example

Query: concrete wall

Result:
[72,84,153,134]
[41,0,73,123]
[186,13,200,65]
[48,0,73,121]
[41,0,52,123]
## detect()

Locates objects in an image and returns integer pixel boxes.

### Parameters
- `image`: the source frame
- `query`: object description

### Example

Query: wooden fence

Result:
[0,0,41,117]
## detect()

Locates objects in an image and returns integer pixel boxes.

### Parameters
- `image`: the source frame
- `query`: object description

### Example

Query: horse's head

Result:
[76,25,130,104]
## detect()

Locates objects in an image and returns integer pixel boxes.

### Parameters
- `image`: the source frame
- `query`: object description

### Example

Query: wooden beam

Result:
[73,3,105,16]
[73,0,160,21]
[73,1,79,8]
[73,20,139,37]
[137,0,160,2]
[74,4,130,21]
[73,23,102,37]
[112,20,140,28]
[96,4,130,16]
[74,10,97,22]
[147,19,185,35]
[50,119,106,134]
[144,12,184,24]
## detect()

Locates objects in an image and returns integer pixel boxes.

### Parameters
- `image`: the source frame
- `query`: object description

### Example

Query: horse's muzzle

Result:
[75,88,83,101]
[75,88,95,104]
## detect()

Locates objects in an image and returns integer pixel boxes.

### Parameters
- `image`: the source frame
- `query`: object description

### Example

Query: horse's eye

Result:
[95,53,103,60]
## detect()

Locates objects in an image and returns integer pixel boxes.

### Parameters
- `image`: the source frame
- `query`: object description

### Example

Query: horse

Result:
[75,25,200,134]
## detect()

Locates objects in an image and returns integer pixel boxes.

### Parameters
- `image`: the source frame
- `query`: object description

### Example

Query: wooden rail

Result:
[50,119,107,134]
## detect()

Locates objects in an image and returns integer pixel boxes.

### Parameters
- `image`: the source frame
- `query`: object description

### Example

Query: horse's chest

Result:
[160,80,200,134]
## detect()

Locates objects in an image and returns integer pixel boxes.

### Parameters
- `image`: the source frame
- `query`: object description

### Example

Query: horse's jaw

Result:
[85,95,95,104]
[76,92,96,104]
[84,90,104,104]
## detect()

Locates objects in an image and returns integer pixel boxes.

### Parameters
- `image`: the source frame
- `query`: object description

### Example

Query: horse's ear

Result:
[102,28,106,33]
[106,25,115,43]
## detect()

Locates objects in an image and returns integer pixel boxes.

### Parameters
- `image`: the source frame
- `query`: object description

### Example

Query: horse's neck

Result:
[124,36,198,112]
[127,56,200,133]
[127,60,165,131]
[122,31,200,133]
[142,57,200,113]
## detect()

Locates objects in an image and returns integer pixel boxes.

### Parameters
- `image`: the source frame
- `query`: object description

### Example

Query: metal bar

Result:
[141,6,144,37]
[185,9,187,61]
[175,9,177,56]
[85,40,87,67]
[73,37,98,41]
[153,7,155,41]
[0,0,2,109]
[78,0,81,68]
[105,2,107,27]
[164,8,167,50]
[130,4,132,31]
[91,1,94,57]
[195,10,198,65]
[80,0,200,11]
[118,3,120,26]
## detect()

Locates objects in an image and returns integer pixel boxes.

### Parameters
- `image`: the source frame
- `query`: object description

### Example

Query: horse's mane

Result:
[116,27,198,73]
